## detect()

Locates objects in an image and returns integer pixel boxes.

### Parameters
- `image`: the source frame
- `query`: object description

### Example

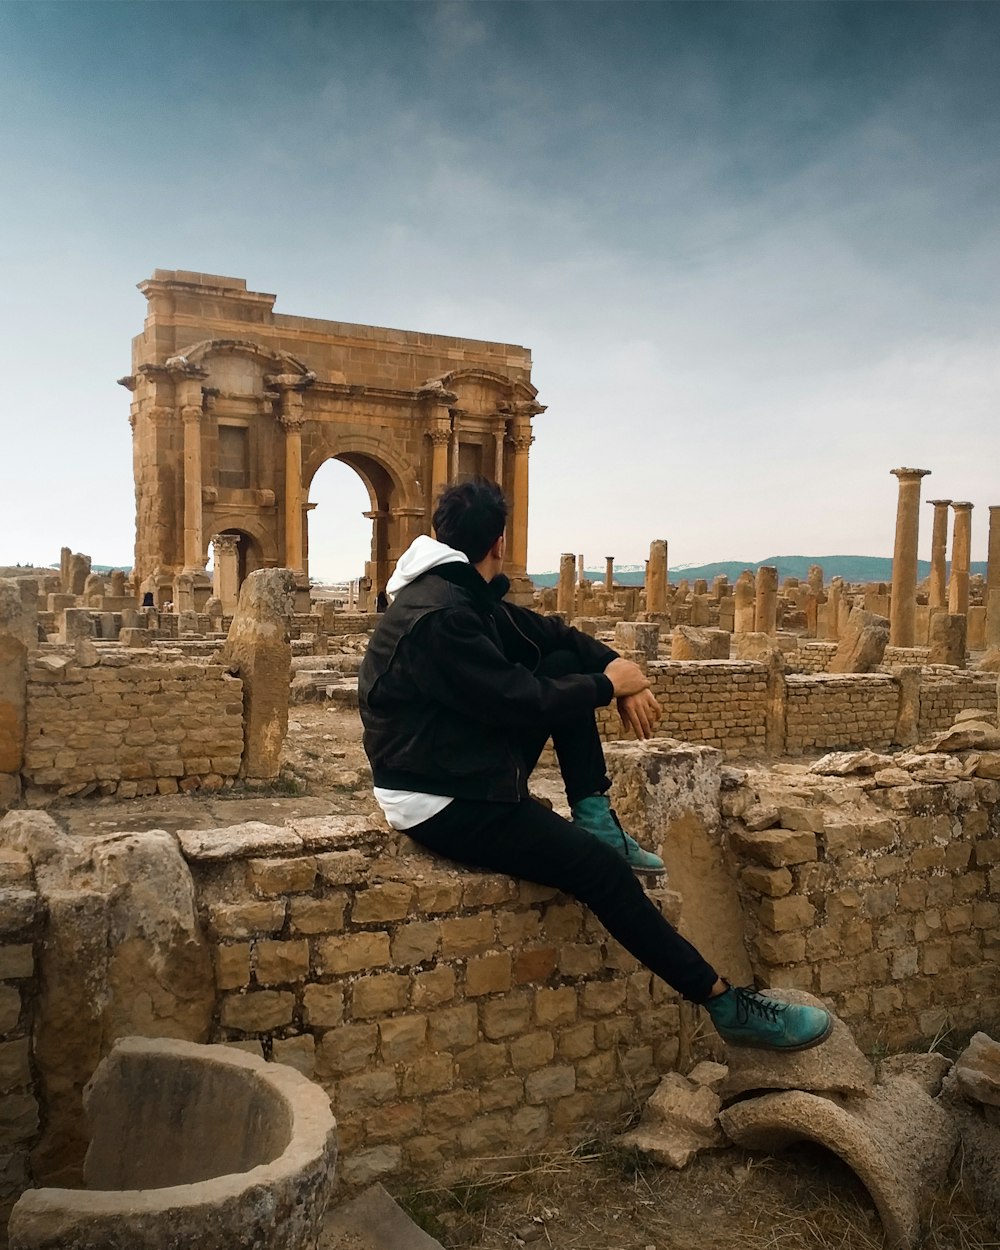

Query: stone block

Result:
[390,920,441,966]
[317,931,390,974]
[733,828,817,868]
[302,984,345,1029]
[254,939,309,985]
[0,944,33,980]
[214,943,250,991]
[351,973,409,1017]
[440,913,495,957]
[209,901,287,939]
[411,966,456,1009]
[219,990,295,1032]
[758,896,816,932]
[481,992,531,1039]
[534,986,578,1027]
[510,1031,555,1072]
[271,1034,316,1077]
[352,883,414,924]
[246,856,317,897]
[399,1053,454,1097]
[378,1016,428,1064]
[289,896,347,935]
[525,1065,575,1104]
[0,986,21,1033]
[427,1004,478,1051]
[0,1037,31,1091]
[316,1023,377,1074]
[465,952,512,996]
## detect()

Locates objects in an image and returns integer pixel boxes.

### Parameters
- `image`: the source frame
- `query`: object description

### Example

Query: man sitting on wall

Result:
[358,478,831,1051]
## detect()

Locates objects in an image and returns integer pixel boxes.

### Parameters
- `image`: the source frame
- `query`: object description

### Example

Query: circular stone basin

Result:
[8,1037,337,1250]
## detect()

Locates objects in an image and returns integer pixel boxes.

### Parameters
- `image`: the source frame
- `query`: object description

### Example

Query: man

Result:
[359,479,830,1051]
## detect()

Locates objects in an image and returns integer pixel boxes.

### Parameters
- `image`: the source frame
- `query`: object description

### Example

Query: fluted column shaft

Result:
[889,467,930,647]
[605,557,614,593]
[181,404,205,573]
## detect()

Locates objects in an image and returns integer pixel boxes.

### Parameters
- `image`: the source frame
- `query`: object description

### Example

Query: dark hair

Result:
[432,478,509,563]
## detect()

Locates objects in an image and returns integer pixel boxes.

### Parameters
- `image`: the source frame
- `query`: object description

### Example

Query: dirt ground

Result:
[43,706,998,1250]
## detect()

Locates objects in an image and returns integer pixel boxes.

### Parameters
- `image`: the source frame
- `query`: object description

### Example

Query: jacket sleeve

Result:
[407,606,614,729]
[504,603,619,672]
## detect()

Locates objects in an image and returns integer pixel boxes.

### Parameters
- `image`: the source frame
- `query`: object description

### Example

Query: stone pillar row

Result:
[948,501,974,618]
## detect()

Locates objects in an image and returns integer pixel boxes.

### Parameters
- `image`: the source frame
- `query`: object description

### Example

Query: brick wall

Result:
[787,643,837,674]
[918,670,997,737]
[728,774,1000,1051]
[0,859,39,1233]
[598,661,769,758]
[23,658,244,798]
[182,819,685,1190]
[784,674,899,755]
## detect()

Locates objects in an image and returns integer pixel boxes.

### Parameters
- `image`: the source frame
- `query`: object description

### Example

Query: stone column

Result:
[646,540,667,614]
[826,577,843,641]
[733,572,755,633]
[948,501,974,617]
[428,428,451,506]
[888,467,930,647]
[280,396,306,576]
[577,554,585,586]
[986,505,1000,648]
[927,499,952,610]
[508,423,534,576]
[493,417,506,487]
[180,403,206,573]
[557,553,576,618]
[212,533,241,614]
[605,557,614,593]
[754,566,778,636]
[449,418,459,483]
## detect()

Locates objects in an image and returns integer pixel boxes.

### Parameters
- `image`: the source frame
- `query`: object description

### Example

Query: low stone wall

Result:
[187,817,684,1189]
[23,657,244,798]
[786,642,837,674]
[598,661,769,758]
[0,860,40,1234]
[727,770,1000,1051]
[784,674,899,755]
[918,670,997,736]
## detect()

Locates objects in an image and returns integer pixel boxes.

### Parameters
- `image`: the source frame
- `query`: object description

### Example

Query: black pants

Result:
[406,653,720,1003]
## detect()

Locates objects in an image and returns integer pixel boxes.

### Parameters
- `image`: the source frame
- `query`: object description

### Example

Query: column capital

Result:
[890,467,931,481]
[427,428,451,447]
[180,404,203,425]
[927,499,953,507]
[509,431,534,454]
[951,500,974,511]
[278,412,306,432]
[211,533,241,554]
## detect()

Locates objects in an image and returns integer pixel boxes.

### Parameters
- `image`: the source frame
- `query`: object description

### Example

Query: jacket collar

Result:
[425,562,510,614]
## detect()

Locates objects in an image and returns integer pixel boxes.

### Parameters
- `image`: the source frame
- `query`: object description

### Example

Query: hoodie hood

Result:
[386,535,468,597]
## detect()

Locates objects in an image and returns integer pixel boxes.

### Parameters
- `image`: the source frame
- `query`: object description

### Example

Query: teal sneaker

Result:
[705,984,832,1051]
[570,795,665,874]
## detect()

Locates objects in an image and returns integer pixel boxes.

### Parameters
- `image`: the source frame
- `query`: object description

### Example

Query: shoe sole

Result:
[628,862,666,875]
[719,1014,834,1052]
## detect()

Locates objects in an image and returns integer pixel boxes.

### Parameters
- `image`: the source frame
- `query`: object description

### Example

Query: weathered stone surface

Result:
[617,1071,725,1169]
[720,990,875,1100]
[952,1032,1000,1108]
[922,721,1000,753]
[810,750,894,776]
[742,803,780,831]
[177,822,302,862]
[220,568,296,780]
[879,1052,952,1096]
[975,648,1000,673]
[928,612,966,667]
[322,1182,445,1250]
[671,626,730,661]
[0,579,30,783]
[720,1078,958,1250]
[8,1037,337,1250]
[733,633,781,662]
[829,608,889,674]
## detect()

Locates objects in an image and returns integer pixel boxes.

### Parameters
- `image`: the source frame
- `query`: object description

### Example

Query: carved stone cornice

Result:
[117,375,137,392]
[417,378,459,405]
[265,371,317,392]
[498,399,546,418]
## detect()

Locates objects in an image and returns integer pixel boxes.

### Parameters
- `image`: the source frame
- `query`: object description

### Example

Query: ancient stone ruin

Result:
[0,275,999,1242]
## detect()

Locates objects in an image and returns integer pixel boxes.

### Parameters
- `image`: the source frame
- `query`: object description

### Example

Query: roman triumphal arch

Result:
[120,270,543,610]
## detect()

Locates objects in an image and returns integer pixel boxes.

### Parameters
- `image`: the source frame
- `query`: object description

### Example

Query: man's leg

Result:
[408,797,832,1049]
[409,795,716,1001]
[518,651,664,873]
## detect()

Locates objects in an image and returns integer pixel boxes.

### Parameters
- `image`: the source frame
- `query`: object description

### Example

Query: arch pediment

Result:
[424,368,539,403]
[168,339,313,375]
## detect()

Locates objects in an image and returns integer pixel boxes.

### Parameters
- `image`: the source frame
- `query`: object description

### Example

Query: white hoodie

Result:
[373,536,469,829]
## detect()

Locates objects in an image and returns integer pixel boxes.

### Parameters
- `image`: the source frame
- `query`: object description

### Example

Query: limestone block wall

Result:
[182,819,685,1190]
[0,858,40,1234]
[598,661,769,758]
[917,670,997,736]
[23,659,244,798]
[784,674,899,755]
[727,774,1000,1051]
[786,643,837,674]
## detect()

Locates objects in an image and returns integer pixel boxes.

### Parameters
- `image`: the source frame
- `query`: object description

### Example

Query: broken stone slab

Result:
[879,1051,952,1097]
[810,750,894,776]
[829,608,889,674]
[616,1070,725,1169]
[176,822,302,862]
[955,707,998,726]
[719,1077,958,1250]
[975,648,1000,673]
[687,1060,728,1093]
[289,815,385,852]
[731,826,817,868]
[742,803,780,832]
[975,752,1000,780]
[322,1183,444,1250]
[920,721,1000,752]
[952,1032,1000,1108]
[671,626,730,660]
[719,990,875,1101]
[874,767,912,787]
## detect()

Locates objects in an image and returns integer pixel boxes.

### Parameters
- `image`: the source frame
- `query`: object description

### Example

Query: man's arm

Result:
[406,608,649,730]
[503,602,619,673]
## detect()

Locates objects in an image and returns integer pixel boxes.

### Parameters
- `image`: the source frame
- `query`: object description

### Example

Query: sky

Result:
[1,0,998,580]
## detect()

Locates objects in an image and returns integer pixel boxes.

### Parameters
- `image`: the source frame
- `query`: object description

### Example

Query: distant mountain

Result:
[529,555,989,588]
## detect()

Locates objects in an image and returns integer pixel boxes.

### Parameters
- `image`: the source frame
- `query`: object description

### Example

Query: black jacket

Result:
[359,564,617,803]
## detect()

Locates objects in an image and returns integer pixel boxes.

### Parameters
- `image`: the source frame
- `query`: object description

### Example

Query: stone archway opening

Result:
[306,460,375,606]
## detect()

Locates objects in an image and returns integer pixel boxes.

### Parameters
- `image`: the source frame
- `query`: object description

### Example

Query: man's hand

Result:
[604,657,650,698]
[617,690,661,740]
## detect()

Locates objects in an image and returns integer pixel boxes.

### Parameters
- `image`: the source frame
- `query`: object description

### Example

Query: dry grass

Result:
[394,1137,999,1250]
